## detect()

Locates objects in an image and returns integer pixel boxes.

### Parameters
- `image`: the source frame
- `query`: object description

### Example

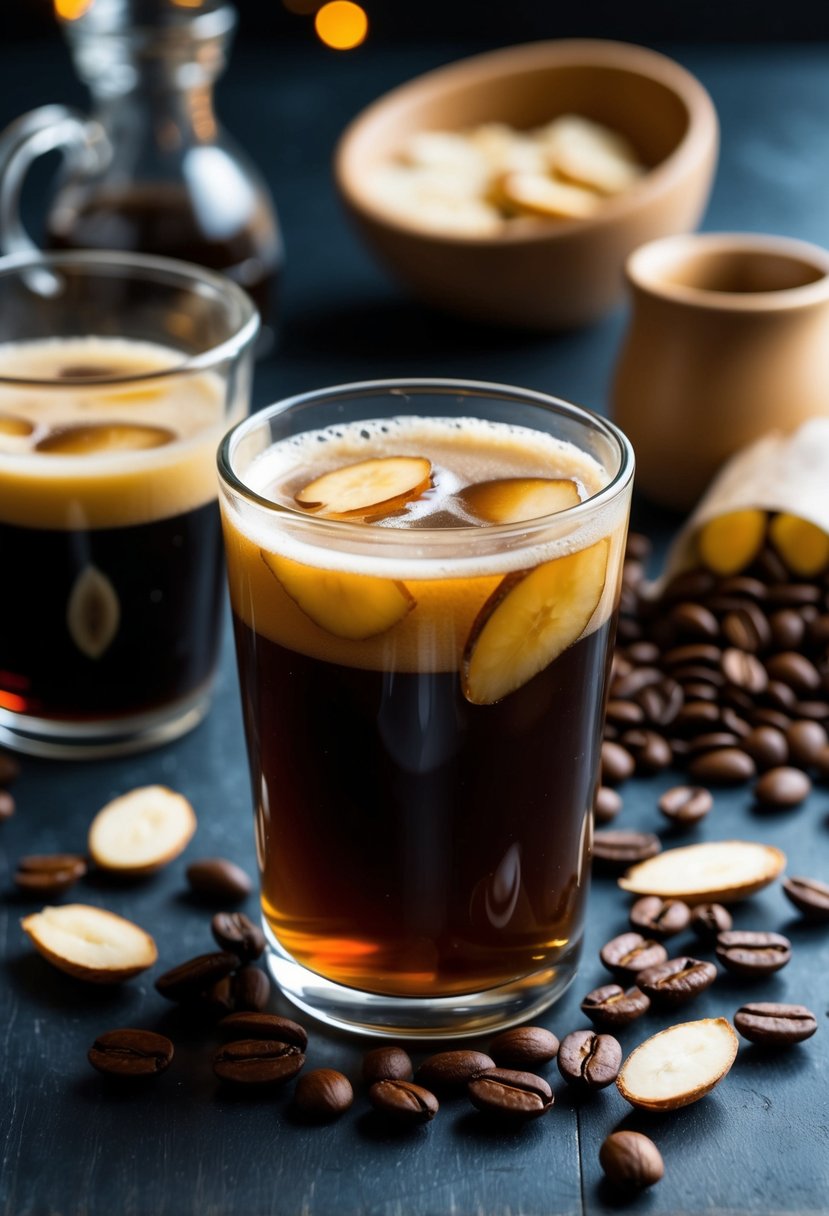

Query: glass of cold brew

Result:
[218,380,633,1037]
[0,250,258,757]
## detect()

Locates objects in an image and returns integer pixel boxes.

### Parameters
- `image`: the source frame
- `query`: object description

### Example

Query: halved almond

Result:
[457,477,580,525]
[500,171,603,220]
[262,551,414,640]
[616,1018,739,1111]
[618,840,785,904]
[541,115,644,196]
[295,456,432,517]
[21,904,158,984]
[462,540,608,705]
[36,423,175,454]
[769,513,829,577]
[88,786,197,876]
[696,510,767,575]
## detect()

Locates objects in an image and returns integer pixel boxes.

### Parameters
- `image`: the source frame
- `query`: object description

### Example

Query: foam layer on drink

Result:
[0,337,232,529]
[222,415,627,674]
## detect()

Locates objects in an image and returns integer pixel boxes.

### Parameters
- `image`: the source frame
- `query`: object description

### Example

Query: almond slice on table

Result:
[618,840,786,904]
[500,171,603,220]
[262,551,414,641]
[696,509,767,575]
[295,456,432,517]
[457,477,580,525]
[88,786,197,875]
[617,1018,739,1111]
[21,904,158,984]
[769,513,829,576]
[462,540,608,705]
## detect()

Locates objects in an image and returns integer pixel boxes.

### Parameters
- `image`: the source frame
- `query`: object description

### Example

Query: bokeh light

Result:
[314,1,368,50]
[53,0,94,19]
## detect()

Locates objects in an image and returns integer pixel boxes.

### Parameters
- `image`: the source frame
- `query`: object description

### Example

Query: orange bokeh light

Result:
[314,1,368,50]
[54,0,94,18]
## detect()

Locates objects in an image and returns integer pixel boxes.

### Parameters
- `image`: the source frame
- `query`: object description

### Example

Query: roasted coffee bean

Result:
[211,911,265,962]
[670,602,720,640]
[605,700,645,727]
[721,648,768,694]
[212,1039,305,1087]
[0,790,14,820]
[791,700,829,722]
[218,1012,308,1049]
[686,731,740,757]
[611,667,663,699]
[786,720,828,766]
[0,751,20,786]
[293,1068,353,1120]
[754,766,811,808]
[604,724,619,741]
[186,858,252,903]
[203,976,235,1017]
[764,679,797,711]
[368,1080,438,1124]
[662,643,723,669]
[681,681,719,702]
[662,569,716,603]
[580,983,650,1028]
[690,903,733,942]
[766,652,820,693]
[592,831,661,869]
[155,951,238,1002]
[14,853,87,894]
[716,930,792,976]
[766,582,821,607]
[488,1026,559,1068]
[599,1131,664,1191]
[720,707,752,737]
[756,547,789,584]
[734,1002,818,1046]
[468,1068,553,1120]
[415,1050,494,1093]
[594,786,622,824]
[629,896,691,939]
[722,684,754,714]
[674,701,722,735]
[782,875,829,922]
[743,726,789,770]
[557,1029,621,1089]
[769,608,806,651]
[600,932,668,978]
[625,532,652,562]
[807,612,829,647]
[635,957,717,1006]
[688,747,756,784]
[750,707,792,733]
[88,1028,174,1078]
[362,1046,413,1084]
[618,729,672,773]
[658,785,713,825]
[615,617,643,644]
[635,679,683,727]
[232,967,271,1012]
[624,640,660,665]
[722,605,771,653]
[612,654,633,681]
[717,575,767,601]
[601,741,635,785]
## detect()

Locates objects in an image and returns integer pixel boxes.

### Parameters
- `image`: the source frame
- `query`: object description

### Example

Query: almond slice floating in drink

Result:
[89,785,198,876]
[500,171,603,220]
[0,413,34,437]
[696,509,767,575]
[769,512,829,576]
[616,1018,739,1111]
[462,540,607,705]
[262,551,414,641]
[21,904,158,983]
[295,456,432,518]
[618,840,786,904]
[36,422,175,454]
[458,477,580,525]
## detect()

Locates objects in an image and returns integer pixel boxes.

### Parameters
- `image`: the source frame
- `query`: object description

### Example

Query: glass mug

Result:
[218,380,633,1037]
[0,250,258,758]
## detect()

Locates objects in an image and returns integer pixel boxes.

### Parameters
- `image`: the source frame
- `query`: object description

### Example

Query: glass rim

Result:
[0,249,261,387]
[218,377,635,544]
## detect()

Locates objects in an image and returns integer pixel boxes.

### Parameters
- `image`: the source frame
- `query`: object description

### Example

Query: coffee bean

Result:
[756,547,789,584]
[734,1002,818,1046]
[624,640,660,665]
[635,679,683,727]
[600,932,668,978]
[786,720,828,766]
[674,701,722,735]
[716,930,792,976]
[0,751,20,786]
[720,707,752,737]
[606,700,645,727]
[722,605,771,653]
[688,747,756,784]
[764,679,797,711]
[468,1068,554,1120]
[766,652,820,693]
[212,1039,305,1087]
[232,966,271,1012]
[721,648,768,694]
[618,729,672,773]
[807,612,829,646]
[662,643,723,669]
[580,983,650,1027]
[186,858,252,903]
[791,700,829,722]
[754,766,811,808]
[14,853,87,894]
[662,569,716,603]
[0,790,14,820]
[686,731,740,757]
[658,785,713,825]
[415,1050,494,1094]
[743,726,789,770]
[611,667,662,699]
[488,1026,559,1069]
[782,875,829,922]
[635,957,717,1006]
[155,951,238,1002]
[601,741,635,785]
[629,896,691,938]
[293,1068,353,1120]
[717,575,768,601]
[769,609,806,651]
[626,532,652,562]
[767,582,821,607]
[203,975,235,1018]
[368,1080,438,1124]
[362,1046,413,1085]
[600,1130,664,1191]
[690,903,733,942]
[211,911,265,962]
[592,831,661,869]
[88,1028,174,1078]
[218,1012,308,1049]
[594,786,622,824]
[751,707,792,733]
[557,1029,621,1089]
[670,602,720,640]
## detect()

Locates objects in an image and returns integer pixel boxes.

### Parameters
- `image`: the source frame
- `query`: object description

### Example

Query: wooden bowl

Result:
[334,40,719,330]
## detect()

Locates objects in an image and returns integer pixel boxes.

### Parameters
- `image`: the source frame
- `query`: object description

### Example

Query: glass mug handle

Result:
[0,104,110,257]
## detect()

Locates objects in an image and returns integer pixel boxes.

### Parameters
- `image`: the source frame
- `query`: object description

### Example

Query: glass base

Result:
[264,923,581,1040]
[0,681,215,760]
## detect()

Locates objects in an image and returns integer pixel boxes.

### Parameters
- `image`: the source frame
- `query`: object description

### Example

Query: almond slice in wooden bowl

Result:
[617,840,785,905]
[21,904,158,984]
[617,1017,739,1111]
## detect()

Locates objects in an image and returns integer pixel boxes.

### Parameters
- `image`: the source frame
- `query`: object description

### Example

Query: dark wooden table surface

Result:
[2,32,829,1216]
